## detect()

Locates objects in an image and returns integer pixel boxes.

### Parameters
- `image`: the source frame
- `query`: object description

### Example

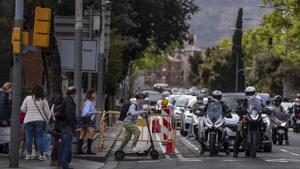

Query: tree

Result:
[188,50,203,85]
[198,39,235,92]
[231,8,244,92]
[0,1,14,86]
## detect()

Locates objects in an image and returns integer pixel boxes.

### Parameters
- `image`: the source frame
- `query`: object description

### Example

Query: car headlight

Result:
[281,122,287,127]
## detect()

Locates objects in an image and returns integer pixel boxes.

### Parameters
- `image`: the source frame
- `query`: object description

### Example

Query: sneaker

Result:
[24,153,33,160]
[39,153,48,161]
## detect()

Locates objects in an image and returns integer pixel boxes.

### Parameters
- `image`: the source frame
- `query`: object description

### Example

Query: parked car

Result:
[180,96,197,136]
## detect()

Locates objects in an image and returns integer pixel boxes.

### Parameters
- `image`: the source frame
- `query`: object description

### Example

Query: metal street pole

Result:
[9,0,23,167]
[74,0,83,117]
[96,0,104,111]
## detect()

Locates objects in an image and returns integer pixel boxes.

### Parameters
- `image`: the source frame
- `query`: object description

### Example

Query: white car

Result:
[180,96,197,136]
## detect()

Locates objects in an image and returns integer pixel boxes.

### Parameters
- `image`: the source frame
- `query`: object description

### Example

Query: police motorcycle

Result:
[239,96,267,158]
[197,99,231,156]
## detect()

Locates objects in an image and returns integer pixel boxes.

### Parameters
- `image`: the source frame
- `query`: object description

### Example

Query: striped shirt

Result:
[21,95,50,124]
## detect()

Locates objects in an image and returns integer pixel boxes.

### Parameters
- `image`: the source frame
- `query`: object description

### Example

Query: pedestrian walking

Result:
[58,86,77,169]
[0,82,12,154]
[78,89,97,154]
[21,85,50,160]
[50,94,65,166]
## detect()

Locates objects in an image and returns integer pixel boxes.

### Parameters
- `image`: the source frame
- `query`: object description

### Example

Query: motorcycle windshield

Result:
[274,112,288,121]
[247,96,263,113]
[207,102,223,123]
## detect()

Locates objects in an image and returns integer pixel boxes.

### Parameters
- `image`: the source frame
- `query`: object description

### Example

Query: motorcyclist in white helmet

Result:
[233,86,265,157]
[199,90,232,155]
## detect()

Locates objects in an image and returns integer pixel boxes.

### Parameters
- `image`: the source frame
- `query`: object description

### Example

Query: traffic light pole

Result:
[9,0,23,167]
[74,0,83,118]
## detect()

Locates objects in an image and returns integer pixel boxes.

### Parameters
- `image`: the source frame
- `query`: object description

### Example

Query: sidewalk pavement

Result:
[0,155,104,169]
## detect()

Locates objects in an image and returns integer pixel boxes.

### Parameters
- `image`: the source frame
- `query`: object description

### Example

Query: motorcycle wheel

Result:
[150,150,159,160]
[250,132,257,158]
[278,135,284,145]
[114,150,125,161]
[209,134,216,157]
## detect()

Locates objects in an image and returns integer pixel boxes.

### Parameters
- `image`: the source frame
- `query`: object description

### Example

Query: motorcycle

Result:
[271,115,289,145]
[198,101,229,156]
[241,96,265,158]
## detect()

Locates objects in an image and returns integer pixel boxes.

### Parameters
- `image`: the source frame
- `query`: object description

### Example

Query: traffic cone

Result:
[165,139,174,154]
[152,118,161,133]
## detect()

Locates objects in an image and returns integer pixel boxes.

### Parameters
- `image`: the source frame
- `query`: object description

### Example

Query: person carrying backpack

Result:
[0,82,12,154]
[49,94,65,166]
[117,93,148,152]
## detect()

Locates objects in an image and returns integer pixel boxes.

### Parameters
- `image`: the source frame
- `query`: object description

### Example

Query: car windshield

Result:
[175,99,188,107]
[222,97,240,112]
[207,102,223,123]
[258,94,270,106]
[247,96,263,113]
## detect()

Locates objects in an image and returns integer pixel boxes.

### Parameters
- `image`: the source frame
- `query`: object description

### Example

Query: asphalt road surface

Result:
[102,130,300,169]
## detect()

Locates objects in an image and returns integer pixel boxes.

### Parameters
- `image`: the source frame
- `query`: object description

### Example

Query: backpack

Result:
[119,103,138,121]
[52,95,65,119]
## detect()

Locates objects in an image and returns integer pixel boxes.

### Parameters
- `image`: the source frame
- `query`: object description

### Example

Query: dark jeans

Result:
[51,134,60,161]
[59,127,73,168]
[25,121,45,154]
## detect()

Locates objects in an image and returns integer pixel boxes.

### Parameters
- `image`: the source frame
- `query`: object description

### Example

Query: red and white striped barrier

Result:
[161,107,174,154]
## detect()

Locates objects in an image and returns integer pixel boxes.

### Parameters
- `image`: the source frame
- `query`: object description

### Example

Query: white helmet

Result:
[245,86,256,96]
[212,90,222,101]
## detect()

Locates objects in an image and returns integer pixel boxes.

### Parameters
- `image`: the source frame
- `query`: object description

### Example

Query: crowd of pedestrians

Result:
[0,82,98,169]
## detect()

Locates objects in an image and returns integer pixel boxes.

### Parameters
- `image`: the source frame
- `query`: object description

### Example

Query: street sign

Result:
[59,39,98,72]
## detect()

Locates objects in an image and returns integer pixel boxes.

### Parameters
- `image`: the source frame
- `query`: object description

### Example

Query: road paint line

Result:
[179,158,202,162]
[175,148,184,159]
[280,149,300,157]
[265,159,289,163]
[137,160,160,163]
[176,133,200,152]
[222,159,242,162]
[155,134,171,159]
[290,152,300,157]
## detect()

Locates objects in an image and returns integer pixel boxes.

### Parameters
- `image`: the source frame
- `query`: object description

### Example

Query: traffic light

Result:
[33,7,52,47]
[12,27,21,54]
[268,37,273,49]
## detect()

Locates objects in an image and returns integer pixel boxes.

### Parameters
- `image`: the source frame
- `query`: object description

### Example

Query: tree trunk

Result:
[41,14,62,99]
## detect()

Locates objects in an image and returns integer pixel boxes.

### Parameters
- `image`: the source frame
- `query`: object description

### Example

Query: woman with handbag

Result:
[78,89,97,154]
[21,85,50,160]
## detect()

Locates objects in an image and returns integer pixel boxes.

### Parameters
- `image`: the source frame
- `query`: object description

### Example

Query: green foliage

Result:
[240,0,300,95]
[188,51,203,85]
[105,38,128,94]
[198,39,235,92]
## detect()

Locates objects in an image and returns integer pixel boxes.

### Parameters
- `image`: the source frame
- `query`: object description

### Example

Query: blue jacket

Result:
[0,91,11,120]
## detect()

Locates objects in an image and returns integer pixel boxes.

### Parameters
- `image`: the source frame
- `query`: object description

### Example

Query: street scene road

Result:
[1,0,300,169]
[103,130,300,169]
